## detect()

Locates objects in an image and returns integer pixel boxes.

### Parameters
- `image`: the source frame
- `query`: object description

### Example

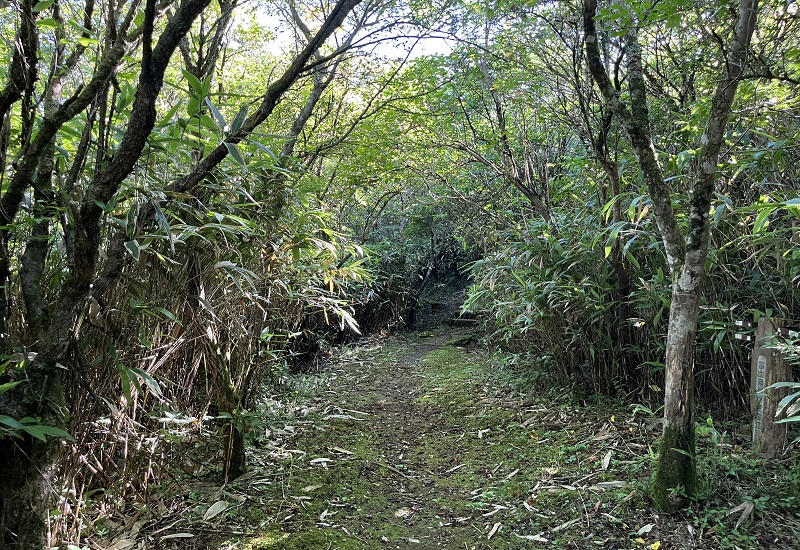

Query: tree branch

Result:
[583,0,685,270]
[36,0,212,365]
[92,0,364,299]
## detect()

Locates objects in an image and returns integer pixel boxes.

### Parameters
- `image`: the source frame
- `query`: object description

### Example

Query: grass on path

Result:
[157,325,798,550]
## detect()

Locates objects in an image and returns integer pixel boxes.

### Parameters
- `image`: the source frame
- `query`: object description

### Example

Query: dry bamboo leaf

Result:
[601,450,612,470]
[523,500,536,512]
[637,523,655,535]
[342,408,371,416]
[203,500,230,521]
[552,518,580,532]
[590,480,630,490]
[481,505,508,517]
[727,501,754,528]
[515,533,549,543]
[503,468,519,481]
[331,446,354,455]
[323,414,367,421]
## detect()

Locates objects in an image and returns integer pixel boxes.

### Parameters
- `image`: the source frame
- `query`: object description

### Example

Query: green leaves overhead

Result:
[595,0,696,29]
[0,0,798,543]
[32,0,54,13]
[36,17,60,30]
[230,105,249,133]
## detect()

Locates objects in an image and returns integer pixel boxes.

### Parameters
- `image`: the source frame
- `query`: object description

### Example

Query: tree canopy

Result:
[0,0,798,546]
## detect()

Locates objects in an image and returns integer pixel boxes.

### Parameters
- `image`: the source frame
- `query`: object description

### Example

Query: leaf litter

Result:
[99,319,800,549]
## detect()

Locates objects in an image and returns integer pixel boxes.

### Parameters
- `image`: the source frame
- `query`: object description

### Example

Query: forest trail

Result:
[151,308,798,550]
[238,321,528,549]
[177,309,687,550]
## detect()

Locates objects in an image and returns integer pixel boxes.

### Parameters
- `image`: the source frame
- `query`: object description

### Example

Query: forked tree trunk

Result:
[584,0,760,511]
[650,0,760,510]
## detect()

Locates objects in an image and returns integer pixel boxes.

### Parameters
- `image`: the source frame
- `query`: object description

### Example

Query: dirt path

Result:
[269,327,489,548]
[208,321,650,550]
[167,320,800,550]
[213,321,552,550]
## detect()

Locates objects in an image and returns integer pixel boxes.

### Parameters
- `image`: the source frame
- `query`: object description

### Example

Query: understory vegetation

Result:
[110,327,800,549]
[0,0,798,547]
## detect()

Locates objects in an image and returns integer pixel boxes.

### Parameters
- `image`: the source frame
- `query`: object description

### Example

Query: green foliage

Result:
[687,416,800,549]
[0,0,799,544]
[0,359,73,442]
[464,198,666,394]
[0,415,73,442]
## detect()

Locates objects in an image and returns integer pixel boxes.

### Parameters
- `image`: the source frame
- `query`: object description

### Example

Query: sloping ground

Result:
[148,323,799,550]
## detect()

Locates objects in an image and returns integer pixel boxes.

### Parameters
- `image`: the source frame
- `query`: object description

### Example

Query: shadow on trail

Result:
[177,293,722,550]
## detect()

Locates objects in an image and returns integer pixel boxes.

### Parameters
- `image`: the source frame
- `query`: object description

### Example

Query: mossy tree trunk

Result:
[651,284,700,509]
[0,2,213,545]
[583,0,760,510]
[1,0,365,545]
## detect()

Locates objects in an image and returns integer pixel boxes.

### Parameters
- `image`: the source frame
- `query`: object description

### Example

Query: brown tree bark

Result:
[583,0,760,511]
[0,2,211,546]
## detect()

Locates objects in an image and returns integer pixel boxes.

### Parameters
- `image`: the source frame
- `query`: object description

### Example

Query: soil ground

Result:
[144,308,799,550]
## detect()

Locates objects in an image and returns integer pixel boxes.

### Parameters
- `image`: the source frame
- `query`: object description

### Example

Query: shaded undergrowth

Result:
[101,323,800,550]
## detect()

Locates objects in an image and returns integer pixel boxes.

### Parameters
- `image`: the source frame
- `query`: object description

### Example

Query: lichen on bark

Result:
[651,424,698,512]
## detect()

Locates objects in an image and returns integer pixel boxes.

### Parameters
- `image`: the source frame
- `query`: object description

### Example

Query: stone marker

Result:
[750,317,791,456]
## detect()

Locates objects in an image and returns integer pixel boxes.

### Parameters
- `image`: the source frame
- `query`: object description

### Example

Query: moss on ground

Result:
[190,328,800,550]
[238,527,364,549]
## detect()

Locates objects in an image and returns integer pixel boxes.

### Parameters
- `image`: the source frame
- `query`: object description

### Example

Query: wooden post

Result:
[750,317,791,456]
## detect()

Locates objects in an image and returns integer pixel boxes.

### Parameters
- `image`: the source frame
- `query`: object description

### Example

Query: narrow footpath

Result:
[190,319,680,550]
[152,309,800,550]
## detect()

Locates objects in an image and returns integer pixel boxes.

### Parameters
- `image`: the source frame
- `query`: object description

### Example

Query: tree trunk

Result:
[225,423,247,481]
[0,438,59,548]
[651,278,700,511]
[584,0,760,511]
[649,0,760,510]
[218,371,246,481]
[605,165,637,385]
[0,359,66,548]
